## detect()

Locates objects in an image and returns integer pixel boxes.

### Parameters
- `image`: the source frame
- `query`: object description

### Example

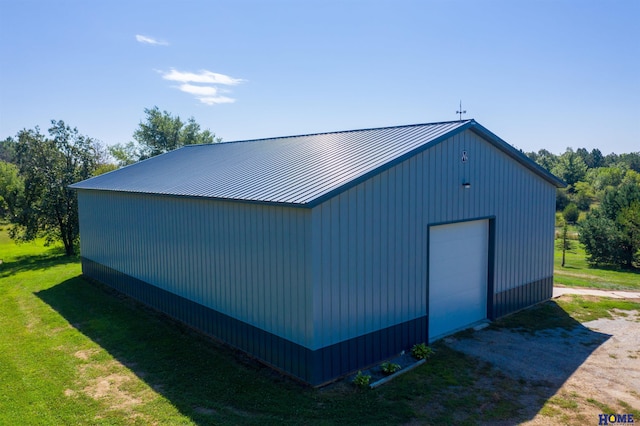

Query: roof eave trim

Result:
[73,187,312,209]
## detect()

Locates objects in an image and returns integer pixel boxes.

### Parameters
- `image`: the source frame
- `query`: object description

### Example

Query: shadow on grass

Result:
[35,277,414,425]
[587,263,640,274]
[446,301,612,422]
[558,265,581,270]
[34,274,616,424]
[0,248,78,278]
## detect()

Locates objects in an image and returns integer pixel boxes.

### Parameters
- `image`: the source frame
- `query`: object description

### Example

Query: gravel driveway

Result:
[444,298,640,424]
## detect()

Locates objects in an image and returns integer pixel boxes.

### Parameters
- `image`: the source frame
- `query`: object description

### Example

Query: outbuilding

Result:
[72,119,564,385]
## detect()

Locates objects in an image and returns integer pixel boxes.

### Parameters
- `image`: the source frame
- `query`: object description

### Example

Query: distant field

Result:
[554,239,640,291]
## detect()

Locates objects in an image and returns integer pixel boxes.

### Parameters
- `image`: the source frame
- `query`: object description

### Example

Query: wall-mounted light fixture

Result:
[462,182,471,189]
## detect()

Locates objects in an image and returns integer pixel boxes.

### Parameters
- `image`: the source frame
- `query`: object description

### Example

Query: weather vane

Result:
[456,100,467,121]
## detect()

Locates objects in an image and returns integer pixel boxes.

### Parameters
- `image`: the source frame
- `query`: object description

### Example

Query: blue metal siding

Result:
[310,128,556,348]
[77,190,314,348]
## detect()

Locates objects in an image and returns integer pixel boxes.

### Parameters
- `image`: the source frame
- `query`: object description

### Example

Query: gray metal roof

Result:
[71,120,564,206]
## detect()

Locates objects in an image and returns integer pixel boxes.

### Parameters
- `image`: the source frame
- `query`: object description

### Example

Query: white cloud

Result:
[199,96,236,105]
[160,69,244,85]
[177,84,236,104]
[178,84,219,96]
[135,34,168,46]
[158,69,245,105]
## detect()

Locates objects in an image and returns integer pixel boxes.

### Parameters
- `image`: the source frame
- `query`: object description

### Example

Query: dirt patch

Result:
[83,373,143,409]
[68,358,160,417]
[74,348,100,360]
[564,314,640,396]
[48,325,73,334]
[446,310,640,425]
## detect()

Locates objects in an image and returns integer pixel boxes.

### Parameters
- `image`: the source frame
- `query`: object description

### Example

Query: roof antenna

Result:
[456,100,467,121]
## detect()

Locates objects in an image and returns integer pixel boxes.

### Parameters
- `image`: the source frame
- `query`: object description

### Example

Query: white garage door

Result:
[429,219,488,342]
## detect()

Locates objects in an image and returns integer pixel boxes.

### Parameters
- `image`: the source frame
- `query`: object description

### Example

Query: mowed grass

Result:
[0,229,407,425]
[489,294,640,333]
[555,294,640,323]
[554,239,640,291]
[2,226,639,425]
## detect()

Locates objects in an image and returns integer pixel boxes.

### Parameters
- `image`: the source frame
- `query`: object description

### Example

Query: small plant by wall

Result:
[411,343,434,360]
[352,371,371,389]
[380,362,401,375]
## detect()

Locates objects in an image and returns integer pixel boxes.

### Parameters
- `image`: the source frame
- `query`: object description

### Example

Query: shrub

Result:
[380,362,401,375]
[352,371,371,388]
[411,343,434,360]
[563,203,580,224]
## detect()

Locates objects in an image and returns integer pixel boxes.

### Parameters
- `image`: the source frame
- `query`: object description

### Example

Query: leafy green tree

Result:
[587,148,604,169]
[11,121,98,255]
[563,203,579,224]
[89,141,118,176]
[579,211,621,266]
[586,166,626,195]
[553,148,588,189]
[0,161,24,220]
[623,169,640,186]
[600,175,640,221]
[93,163,118,176]
[576,148,590,168]
[0,137,17,163]
[618,152,640,173]
[572,181,594,211]
[556,188,570,211]
[133,106,184,158]
[602,152,617,167]
[527,149,558,172]
[181,117,218,146]
[109,141,140,167]
[109,107,220,166]
[617,201,640,266]
[579,179,640,268]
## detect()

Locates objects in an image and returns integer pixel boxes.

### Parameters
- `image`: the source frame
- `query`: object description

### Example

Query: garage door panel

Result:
[429,220,488,341]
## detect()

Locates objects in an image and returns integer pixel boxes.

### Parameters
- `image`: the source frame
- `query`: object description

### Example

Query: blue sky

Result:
[0,0,638,154]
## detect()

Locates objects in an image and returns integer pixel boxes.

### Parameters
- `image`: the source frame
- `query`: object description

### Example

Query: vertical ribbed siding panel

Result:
[366,178,381,360]
[376,171,386,332]
[387,167,397,330]
[77,190,313,349]
[313,156,424,350]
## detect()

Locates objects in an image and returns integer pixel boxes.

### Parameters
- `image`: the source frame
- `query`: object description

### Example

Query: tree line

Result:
[1,116,638,268]
[0,107,218,255]
[526,148,640,269]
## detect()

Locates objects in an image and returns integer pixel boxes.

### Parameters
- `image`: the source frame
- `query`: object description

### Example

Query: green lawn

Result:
[1,227,638,425]
[0,228,531,425]
[554,240,640,291]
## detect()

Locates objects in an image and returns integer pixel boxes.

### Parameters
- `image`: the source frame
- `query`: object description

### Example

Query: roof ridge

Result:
[185,119,475,147]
